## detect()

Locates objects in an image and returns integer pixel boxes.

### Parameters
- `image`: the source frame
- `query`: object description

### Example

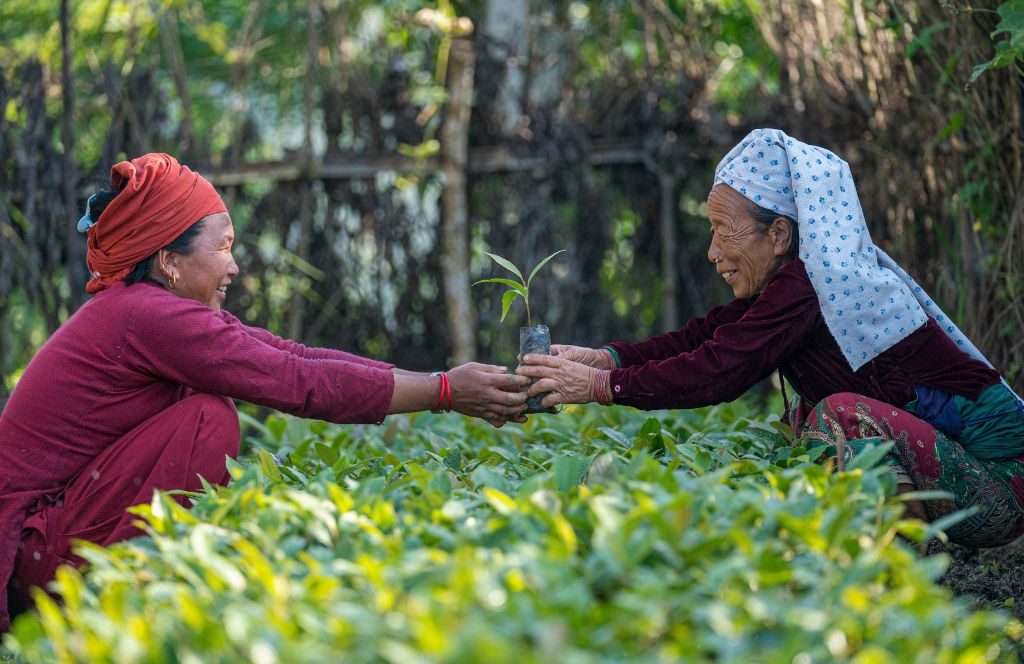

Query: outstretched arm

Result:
[390,363,531,427]
[516,354,612,409]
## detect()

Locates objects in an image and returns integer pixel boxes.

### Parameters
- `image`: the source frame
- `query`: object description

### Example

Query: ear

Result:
[769,217,794,257]
[154,248,180,283]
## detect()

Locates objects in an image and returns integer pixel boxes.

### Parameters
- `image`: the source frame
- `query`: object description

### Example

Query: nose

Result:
[707,241,722,265]
[227,253,240,277]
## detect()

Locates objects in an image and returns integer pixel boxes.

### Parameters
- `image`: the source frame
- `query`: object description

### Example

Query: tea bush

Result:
[3,403,1021,663]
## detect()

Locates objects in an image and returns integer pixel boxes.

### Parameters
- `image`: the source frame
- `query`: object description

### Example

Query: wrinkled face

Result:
[162,212,238,310]
[706,184,785,300]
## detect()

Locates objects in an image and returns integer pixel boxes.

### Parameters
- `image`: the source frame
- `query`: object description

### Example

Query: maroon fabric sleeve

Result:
[608,263,820,410]
[218,310,394,370]
[127,293,395,424]
[604,298,752,368]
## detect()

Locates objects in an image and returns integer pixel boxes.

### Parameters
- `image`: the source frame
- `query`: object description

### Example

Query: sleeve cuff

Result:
[593,369,613,405]
[601,346,621,368]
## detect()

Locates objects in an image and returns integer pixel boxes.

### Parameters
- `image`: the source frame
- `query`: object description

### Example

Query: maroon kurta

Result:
[605,259,1000,410]
[0,281,395,628]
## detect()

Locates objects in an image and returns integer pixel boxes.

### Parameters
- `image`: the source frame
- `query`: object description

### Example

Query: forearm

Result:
[607,302,748,367]
[388,372,443,414]
[392,368,426,376]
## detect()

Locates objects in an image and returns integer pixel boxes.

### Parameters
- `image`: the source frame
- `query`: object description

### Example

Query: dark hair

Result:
[125,220,206,285]
[747,201,799,262]
[86,183,206,285]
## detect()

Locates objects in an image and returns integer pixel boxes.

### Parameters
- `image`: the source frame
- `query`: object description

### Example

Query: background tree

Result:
[0,0,1021,406]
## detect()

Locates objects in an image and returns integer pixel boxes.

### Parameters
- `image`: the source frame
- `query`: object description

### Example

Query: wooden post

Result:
[658,171,679,331]
[61,0,86,311]
[440,39,477,365]
[158,9,196,158]
[287,0,319,342]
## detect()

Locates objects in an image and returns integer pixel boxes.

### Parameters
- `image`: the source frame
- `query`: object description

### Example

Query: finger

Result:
[541,393,563,409]
[475,364,508,374]
[487,397,528,416]
[522,354,566,368]
[501,389,529,406]
[550,344,571,356]
[508,414,527,424]
[483,371,530,389]
[527,378,559,397]
[485,418,505,429]
[516,365,556,379]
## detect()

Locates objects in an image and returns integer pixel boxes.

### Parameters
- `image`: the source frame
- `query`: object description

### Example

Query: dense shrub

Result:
[3,403,1021,662]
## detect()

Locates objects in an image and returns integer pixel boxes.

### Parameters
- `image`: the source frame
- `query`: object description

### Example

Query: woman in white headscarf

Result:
[518,129,1024,547]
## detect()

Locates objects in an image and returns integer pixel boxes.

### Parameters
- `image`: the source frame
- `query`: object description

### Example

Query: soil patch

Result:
[935,535,1024,659]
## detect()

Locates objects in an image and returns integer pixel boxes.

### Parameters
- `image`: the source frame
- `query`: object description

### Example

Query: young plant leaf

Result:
[526,249,566,287]
[473,277,527,297]
[500,290,522,323]
[484,252,524,281]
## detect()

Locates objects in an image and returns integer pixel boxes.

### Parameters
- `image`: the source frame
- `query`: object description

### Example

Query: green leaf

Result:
[939,111,964,141]
[769,420,795,443]
[924,505,980,542]
[905,21,947,59]
[443,447,462,472]
[471,277,527,295]
[315,443,339,466]
[257,450,282,482]
[893,490,954,503]
[500,290,521,323]
[484,252,524,281]
[553,454,591,492]
[846,441,894,471]
[995,0,1024,51]
[526,249,566,287]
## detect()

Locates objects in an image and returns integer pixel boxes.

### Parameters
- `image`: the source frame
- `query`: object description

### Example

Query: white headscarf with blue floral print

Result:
[713,128,992,375]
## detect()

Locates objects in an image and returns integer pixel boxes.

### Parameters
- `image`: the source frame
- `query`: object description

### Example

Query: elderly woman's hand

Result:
[550,344,615,369]
[447,362,531,427]
[516,354,611,409]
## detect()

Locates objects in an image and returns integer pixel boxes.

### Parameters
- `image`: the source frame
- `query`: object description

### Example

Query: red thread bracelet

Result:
[431,371,451,413]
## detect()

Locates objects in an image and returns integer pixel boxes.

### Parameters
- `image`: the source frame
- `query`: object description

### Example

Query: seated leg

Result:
[801,392,1024,548]
[8,393,239,615]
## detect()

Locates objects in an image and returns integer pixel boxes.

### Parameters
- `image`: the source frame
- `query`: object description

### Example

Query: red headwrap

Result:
[84,153,227,293]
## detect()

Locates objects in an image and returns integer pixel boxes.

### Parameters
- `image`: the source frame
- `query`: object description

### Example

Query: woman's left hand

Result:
[516,354,603,409]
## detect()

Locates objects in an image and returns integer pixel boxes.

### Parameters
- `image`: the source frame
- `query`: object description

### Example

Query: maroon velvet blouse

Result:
[605,259,999,411]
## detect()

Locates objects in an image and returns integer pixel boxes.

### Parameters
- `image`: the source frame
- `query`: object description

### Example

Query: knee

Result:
[801,393,869,437]
[811,392,863,417]
[186,393,241,459]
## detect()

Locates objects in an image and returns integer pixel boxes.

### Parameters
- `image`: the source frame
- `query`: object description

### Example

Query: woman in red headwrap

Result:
[0,153,529,629]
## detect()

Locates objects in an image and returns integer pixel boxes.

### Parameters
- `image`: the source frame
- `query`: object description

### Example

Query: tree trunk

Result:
[483,0,528,136]
[158,9,196,159]
[288,0,319,342]
[441,39,477,365]
[658,171,679,331]
[62,0,86,312]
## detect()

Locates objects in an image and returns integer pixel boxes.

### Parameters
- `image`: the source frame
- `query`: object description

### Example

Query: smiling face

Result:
[706,184,792,300]
[153,212,239,310]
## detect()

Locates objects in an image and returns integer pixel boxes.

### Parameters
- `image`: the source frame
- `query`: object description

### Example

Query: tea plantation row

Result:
[3,402,1020,662]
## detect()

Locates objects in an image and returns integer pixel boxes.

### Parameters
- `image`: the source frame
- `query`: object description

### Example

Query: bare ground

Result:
[935,536,1024,660]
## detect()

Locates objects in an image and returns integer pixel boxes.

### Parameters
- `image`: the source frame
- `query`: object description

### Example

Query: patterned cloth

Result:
[794,391,1024,548]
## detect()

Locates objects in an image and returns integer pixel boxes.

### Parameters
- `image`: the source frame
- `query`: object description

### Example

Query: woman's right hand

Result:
[447,362,530,427]
[550,344,613,369]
